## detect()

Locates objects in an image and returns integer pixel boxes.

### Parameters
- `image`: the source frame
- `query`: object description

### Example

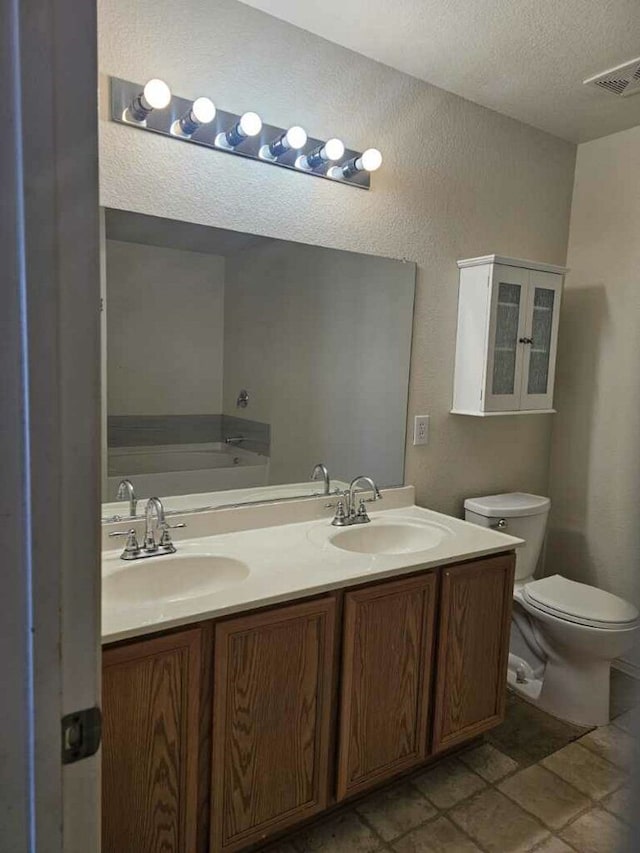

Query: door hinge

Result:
[61,706,102,765]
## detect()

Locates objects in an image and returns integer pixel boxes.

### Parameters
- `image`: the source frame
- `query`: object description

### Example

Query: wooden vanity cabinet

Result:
[210,596,337,853]
[336,573,437,800]
[102,624,212,853]
[432,553,515,752]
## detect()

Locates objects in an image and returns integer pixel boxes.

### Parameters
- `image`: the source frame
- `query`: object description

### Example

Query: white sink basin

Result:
[329,521,449,555]
[103,555,250,605]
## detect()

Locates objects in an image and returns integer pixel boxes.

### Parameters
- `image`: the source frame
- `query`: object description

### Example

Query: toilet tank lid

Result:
[464,492,550,518]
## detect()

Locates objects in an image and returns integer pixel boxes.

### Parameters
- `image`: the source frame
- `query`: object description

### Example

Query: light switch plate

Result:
[413,415,430,446]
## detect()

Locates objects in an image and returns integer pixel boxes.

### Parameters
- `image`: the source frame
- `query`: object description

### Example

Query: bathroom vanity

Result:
[101,490,519,853]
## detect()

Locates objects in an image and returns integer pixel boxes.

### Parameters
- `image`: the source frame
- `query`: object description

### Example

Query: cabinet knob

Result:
[519,337,534,345]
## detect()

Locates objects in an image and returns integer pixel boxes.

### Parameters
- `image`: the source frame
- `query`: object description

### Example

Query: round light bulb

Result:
[239,111,262,137]
[191,97,216,124]
[143,78,171,110]
[324,137,345,161]
[285,126,308,150]
[360,148,383,172]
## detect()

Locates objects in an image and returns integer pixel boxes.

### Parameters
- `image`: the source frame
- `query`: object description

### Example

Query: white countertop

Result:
[102,492,522,644]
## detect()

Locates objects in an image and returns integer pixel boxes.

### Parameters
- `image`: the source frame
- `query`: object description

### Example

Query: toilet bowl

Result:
[464,492,640,727]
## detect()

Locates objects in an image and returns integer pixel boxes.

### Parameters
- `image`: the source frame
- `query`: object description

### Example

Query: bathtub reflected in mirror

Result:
[102,209,416,520]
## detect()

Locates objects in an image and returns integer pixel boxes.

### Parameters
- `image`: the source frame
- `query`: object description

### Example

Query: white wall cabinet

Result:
[452,255,567,416]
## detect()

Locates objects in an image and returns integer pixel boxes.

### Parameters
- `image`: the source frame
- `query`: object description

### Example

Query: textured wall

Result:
[98,0,576,515]
[548,125,640,643]
[106,240,226,415]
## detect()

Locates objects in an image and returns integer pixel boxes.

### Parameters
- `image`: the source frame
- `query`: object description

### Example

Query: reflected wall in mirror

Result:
[102,209,416,519]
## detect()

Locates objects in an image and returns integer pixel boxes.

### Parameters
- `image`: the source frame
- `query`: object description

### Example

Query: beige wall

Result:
[106,240,225,415]
[224,241,415,485]
[98,0,576,515]
[548,125,640,657]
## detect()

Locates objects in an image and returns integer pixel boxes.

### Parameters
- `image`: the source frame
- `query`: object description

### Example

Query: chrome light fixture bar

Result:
[110,77,375,190]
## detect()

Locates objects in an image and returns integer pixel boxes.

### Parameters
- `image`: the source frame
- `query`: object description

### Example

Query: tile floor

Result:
[267,672,639,853]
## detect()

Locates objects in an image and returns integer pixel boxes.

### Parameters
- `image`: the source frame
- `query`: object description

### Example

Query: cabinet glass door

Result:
[484,265,528,411]
[521,271,562,410]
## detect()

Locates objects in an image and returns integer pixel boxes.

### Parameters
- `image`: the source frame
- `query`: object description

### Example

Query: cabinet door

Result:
[484,265,529,412]
[337,573,437,800]
[433,554,515,752]
[520,270,563,411]
[102,625,211,853]
[211,597,336,852]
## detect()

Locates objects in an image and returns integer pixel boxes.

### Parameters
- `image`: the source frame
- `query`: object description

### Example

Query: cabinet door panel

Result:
[485,265,529,412]
[433,555,515,752]
[521,270,563,410]
[102,626,210,853]
[212,597,336,852]
[337,573,437,800]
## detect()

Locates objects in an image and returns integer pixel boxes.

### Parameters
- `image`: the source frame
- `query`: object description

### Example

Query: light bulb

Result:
[285,126,308,150]
[142,78,171,110]
[297,137,345,170]
[260,125,308,160]
[191,97,216,125]
[173,96,216,136]
[338,147,384,179]
[323,138,345,161]
[126,78,172,122]
[239,111,262,137]
[360,148,383,172]
[217,111,263,148]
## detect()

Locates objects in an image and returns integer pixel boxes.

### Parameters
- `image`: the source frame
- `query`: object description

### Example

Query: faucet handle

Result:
[331,500,349,527]
[159,521,186,549]
[109,528,141,557]
[356,499,371,523]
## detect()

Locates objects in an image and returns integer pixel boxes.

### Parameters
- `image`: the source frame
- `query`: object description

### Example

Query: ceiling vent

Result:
[584,57,640,97]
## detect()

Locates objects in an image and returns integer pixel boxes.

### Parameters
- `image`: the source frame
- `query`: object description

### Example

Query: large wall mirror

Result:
[102,208,416,519]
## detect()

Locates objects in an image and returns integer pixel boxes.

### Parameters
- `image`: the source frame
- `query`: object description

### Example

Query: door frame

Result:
[1,0,101,850]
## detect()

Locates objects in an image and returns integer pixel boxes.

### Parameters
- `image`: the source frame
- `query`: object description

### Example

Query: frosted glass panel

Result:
[492,283,521,395]
[527,288,555,395]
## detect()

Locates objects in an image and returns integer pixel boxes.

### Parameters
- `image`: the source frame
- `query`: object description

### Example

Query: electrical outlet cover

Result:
[413,415,429,446]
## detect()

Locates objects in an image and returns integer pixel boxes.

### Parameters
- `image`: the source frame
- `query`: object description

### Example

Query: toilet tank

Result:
[464,493,550,581]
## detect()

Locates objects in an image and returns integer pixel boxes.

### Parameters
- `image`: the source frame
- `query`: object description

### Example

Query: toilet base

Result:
[508,651,610,726]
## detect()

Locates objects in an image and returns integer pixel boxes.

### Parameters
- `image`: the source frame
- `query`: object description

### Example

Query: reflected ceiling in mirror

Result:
[102,209,416,521]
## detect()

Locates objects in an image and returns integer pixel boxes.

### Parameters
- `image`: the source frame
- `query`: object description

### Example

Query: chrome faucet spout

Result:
[144,497,165,551]
[117,478,137,517]
[348,476,382,512]
[331,475,382,526]
[310,462,330,496]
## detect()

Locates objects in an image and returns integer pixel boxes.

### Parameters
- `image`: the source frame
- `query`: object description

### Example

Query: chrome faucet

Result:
[331,475,382,526]
[117,478,137,517]
[310,462,330,495]
[109,496,186,561]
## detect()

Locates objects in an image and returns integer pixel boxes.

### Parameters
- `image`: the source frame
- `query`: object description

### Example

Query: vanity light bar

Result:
[110,77,379,190]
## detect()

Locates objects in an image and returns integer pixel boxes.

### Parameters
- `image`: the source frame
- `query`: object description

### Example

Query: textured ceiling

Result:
[239,0,640,142]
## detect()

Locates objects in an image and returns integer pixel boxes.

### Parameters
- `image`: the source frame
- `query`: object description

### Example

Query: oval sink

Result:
[103,555,250,605]
[329,522,448,555]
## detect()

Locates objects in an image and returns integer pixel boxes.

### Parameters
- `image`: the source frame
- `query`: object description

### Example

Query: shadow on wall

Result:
[545,282,608,586]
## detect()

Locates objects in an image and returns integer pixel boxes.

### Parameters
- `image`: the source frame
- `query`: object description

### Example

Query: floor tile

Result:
[487,693,592,767]
[612,705,640,736]
[355,781,437,842]
[392,816,482,852]
[529,838,574,853]
[541,742,624,799]
[610,669,640,719]
[498,764,590,830]
[411,758,486,809]
[291,810,383,852]
[559,807,630,853]
[602,785,633,823]
[449,788,550,852]
[459,742,519,782]
[579,725,638,771]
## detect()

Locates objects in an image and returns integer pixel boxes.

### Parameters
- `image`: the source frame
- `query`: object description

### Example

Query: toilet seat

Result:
[523,575,640,630]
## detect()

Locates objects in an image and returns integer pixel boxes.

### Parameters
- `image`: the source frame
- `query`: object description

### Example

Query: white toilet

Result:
[464,492,639,727]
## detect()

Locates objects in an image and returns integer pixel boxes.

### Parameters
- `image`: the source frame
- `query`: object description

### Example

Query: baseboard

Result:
[613,658,640,679]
